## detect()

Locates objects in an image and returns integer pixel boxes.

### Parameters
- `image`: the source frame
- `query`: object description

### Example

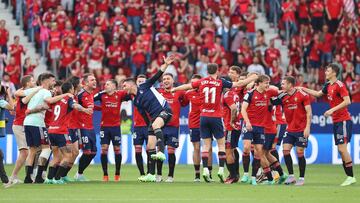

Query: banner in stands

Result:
[1,103,360,164]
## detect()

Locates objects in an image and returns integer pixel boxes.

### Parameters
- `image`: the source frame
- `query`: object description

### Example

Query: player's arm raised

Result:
[233,73,258,87]
[25,104,50,115]
[171,83,193,92]
[72,103,93,115]
[21,86,42,104]
[324,96,351,117]
[147,55,175,85]
[44,93,73,104]
[300,87,324,98]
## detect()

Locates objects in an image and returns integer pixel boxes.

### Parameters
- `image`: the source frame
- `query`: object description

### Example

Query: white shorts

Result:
[50,49,61,60]
[61,0,74,11]
[88,60,102,70]
[12,125,28,150]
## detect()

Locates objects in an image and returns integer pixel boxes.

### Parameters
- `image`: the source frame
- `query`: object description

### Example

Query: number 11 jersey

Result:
[191,76,232,118]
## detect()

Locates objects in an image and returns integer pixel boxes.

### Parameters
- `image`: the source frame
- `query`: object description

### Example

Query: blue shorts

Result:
[48,134,71,147]
[200,117,224,140]
[189,128,200,143]
[225,130,241,149]
[79,129,97,152]
[333,120,353,145]
[309,60,320,69]
[276,124,287,146]
[100,126,121,146]
[133,126,148,146]
[24,126,48,147]
[68,129,80,144]
[283,131,308,148]
[242,125,265,145]
[163,126,179,148]
[264,134,276,150]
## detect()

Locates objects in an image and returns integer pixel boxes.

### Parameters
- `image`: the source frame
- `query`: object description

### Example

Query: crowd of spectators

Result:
[0,0,359,102]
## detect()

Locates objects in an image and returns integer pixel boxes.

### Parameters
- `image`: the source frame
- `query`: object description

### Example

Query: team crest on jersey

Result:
[294,97,298,102]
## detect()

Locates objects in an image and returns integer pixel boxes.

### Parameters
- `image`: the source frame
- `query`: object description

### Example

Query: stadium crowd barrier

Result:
[1,103,359,165]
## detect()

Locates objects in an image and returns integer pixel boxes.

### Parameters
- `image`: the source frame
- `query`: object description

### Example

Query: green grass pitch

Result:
[0,164,359,203]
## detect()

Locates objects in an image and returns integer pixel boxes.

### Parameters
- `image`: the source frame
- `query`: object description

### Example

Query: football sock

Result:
[194,165,200,179]
[283,151,294,175]
[298,154,306,178]
[154,128,165,153]
[156,160,163,176]
[168,153,176,177]
[25,165,34,179]
[242,152,250,173]
[55,165,68,180]
[344,161,354,177]
[218,151,226,167]
[148,149,156,175]
[270,149,279,161]
[47,166,57,179]
[263,167,273,181]
[201,152,209,168]
[114,148,122,176]
[100,153,108,176]
[270,161,284,176]
[227,163,236,178]
[251,157,260,177]
[233,149,240,176]
[35,165,45,179]
[135,152,145,175]
[78,154,95,174]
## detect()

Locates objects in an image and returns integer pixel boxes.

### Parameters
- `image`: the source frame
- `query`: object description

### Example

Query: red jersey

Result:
[68,97,80,129]
[278,90,311,132]
[158,89,186,127]
[191,76,233,118]
[264,106,277,134]
[223,90,241,131]
[61,46,77,67]
[48,96,74,135]
[8,44,24,66]
[321,81,352,122]
[94,90,129,127]
[0,28,9,46]
[265,48,281,66]
[49,31,62,50]
[5,64,20,85]
[311,1,324,17]
[133,106,147,127]
[13,97,27,126]
[243,88,278,127]
[275,105,287,125]
[90,47,104,61]
[326,0,343,19]
[183,90,202,129]
[77,89,95,129]
[107,45,123,66]
[45,107,54,128]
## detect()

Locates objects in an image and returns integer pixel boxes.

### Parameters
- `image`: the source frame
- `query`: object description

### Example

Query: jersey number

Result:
[54,105,61,121]
[203,87,216,104]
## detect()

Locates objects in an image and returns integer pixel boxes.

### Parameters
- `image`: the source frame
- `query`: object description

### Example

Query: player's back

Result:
[135,81,170,119]
[48,96,73,134]
[192,76,230,118]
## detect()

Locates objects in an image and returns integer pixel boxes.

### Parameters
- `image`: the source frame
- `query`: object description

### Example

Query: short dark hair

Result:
[54,80,63,87]
[327,63,340,77]
[83,73,94,83]
[21,75,33,88]
[163,73,174,78]
[240,72,248,77]
[123,78,136,84]
[207,63,218,74]
[66,76,80,90]
[61,82,73,94]
[137,74,146,79]
[283,76,296,86]
[41,73,55,82]
[230,66,241,75]
[108,79,118,87]
[255,74,270,84]
[191,74,202,79]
